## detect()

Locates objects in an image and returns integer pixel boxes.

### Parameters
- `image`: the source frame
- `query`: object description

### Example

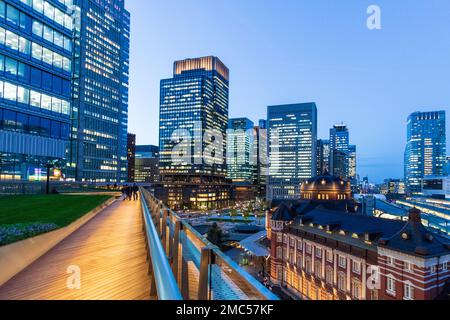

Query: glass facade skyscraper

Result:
[329,123,349,177]
[69,0,130,183]
[158,56,230,210]
[227,117,254,183]
[0,0,74,181]
[267,103,317,201]
[316,139,330,176]
[405,111,447,193]
[159,56,228,178]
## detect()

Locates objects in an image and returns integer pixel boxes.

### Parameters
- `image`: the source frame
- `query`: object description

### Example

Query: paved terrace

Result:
[0,199,151,300]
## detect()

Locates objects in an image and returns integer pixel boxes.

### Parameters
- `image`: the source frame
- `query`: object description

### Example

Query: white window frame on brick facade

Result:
[443,262,448,271]
[352,261,361,275]
[404,283,414,300]
[316,247,322,258]
[277,233,282,243]
[315,260,322,278]
[386,256,395,266]
[338,256,347,268]
[305,257,312,274]
[404,262,414,272]
[352,278,361,300]
[430,265,437,274]
[387,275,396,295]
[326,250,333,263]
[276,247,283,259]
[306,243,312,254]
[283,235,288,244]
[338,272,346,292]
[326,266,333,284]
[297,239,303,250]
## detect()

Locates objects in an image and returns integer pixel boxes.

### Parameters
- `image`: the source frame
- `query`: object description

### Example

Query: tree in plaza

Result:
[207,223,224,246]
[230,207,238,221]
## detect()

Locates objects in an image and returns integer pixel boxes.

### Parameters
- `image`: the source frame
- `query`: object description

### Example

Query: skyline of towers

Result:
[405,110,447,193]
[267,103,317,201]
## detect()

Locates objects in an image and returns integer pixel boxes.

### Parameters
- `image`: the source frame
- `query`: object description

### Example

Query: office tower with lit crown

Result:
[227,117,254,183]
[0,0,74,180]
[329,124,349,177]
[267,103,317,201]
[316,139,330,176]
[69,0,130,182]
[159,56,230,210]
[405,111,446,193]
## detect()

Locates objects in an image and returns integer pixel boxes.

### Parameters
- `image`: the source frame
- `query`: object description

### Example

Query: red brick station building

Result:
[268,174,450,300]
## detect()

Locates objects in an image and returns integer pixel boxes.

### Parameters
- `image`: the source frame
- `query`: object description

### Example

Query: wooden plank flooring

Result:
[0,198,151,300]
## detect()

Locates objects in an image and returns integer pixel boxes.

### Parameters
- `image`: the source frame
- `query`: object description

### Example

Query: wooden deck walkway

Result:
[0,198,151,300]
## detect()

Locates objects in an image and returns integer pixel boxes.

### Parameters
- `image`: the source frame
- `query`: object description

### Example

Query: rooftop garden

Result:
[0,194,112,246]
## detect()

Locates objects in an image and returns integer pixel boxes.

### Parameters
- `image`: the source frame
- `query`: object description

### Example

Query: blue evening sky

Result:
[127,0,450,183]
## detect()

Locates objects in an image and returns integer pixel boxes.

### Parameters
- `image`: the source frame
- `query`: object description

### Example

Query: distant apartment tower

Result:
[329,124,350,177]
[405,111,446,193]
[254,119,268,197]
[227,118,254,184]
[70,0,130,183]
[0,0,74,180]
[127,133,136,182]
[348,145,357,183]
[316,139,330,175]
[135,145,159,183]
[267,103,317,201]
[159,56,230,210]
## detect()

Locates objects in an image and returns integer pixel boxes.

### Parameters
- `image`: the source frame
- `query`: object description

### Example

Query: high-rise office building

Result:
[316,139,330,176]
[445,156,450,176]
[0,0,74,180]
[348,144,357,184]
[227,117,254,184]
[126,133,135,182]
[158,56,230,210]
[70,0,130,183]
[254,119,268,198]
[267,103,317,201]
[134,145,159,183]
[405,111,446,193]
[329,124,349,177]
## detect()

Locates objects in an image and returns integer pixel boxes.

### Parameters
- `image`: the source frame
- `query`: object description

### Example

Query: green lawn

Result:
[0,194,112,227]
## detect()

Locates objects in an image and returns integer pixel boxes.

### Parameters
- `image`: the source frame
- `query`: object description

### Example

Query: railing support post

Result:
[172,221,182,282]
[198,247,212,300]
[161,209,168,252]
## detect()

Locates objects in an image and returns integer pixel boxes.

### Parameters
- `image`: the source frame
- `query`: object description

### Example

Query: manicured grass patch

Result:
[0,195,112,227]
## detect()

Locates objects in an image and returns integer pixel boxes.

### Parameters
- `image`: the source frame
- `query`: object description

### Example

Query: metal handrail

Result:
[140,191,183,300]
[141,188,279,300]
